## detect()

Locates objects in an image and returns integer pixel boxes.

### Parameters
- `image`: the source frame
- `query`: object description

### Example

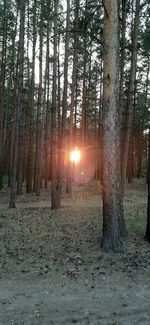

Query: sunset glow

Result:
[70,148,80,164]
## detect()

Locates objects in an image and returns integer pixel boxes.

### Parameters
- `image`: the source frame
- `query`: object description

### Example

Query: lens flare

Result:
[70,148,80,164]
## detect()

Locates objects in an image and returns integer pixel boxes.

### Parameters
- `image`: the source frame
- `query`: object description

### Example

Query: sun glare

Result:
[70,148,80,164]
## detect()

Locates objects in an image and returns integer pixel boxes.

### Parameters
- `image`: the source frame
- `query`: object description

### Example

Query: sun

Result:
[70,148,80,164]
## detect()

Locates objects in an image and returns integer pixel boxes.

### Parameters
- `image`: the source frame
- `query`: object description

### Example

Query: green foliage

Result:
[141,18,150,55]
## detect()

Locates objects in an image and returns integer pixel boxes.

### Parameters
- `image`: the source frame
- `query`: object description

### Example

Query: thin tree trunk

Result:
[127,134,134,183]
[137,54,149,178]
[58,0,70,194]
[44,25,50,189]
[51,0,61,209]
[145,129,150,242]
[66,0,79,194]
[121,0,141,188]
[34,2,43,196]
[81,0,88,146]
[119,0,127,124]
[26,0,37,193]
[9,0,25,207]
[0,0,7,189]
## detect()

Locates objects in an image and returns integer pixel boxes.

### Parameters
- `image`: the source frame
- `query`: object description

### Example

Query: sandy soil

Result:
[0,179,150,325]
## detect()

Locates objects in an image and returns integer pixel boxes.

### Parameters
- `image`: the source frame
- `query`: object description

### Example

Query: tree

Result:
[145,129,150,242]
[66,0,80,193]
[121,0,141,188]
[9,0,25,207]
[58,0,71,194]
[51,0,61,209]
[26,0,37,193]
[33,1,44,195]
[101,0,125,252]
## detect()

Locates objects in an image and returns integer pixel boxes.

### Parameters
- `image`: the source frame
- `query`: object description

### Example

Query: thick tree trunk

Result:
[101,0,125,253]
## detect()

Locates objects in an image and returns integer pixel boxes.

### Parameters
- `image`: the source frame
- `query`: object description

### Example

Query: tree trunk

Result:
[9,0,25,207]
[81,0,88,146]
[34,1,43,196]
[145,130,150,242]
[137,54,149,178]
[121,0,140,188]
[0,0,7,189]
[26,0,37,193]
[127,134,134,183]
[119,0,127,124]
[58,0,70,194]
[66,0,79,194]
[51,0,61,209]
[101,0,125,253]
[44,25,50,189]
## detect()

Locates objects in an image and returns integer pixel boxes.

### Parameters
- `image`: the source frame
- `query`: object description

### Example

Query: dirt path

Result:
[0,273,150,325]
[0,179,149,324]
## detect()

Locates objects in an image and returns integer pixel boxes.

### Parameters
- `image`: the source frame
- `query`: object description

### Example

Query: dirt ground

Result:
[0,179,150,325]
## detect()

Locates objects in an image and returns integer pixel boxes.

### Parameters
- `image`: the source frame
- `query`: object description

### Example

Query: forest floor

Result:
[0,178,150,325]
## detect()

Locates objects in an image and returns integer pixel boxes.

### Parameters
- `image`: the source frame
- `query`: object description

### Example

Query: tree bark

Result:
[81,0,88,146]
[0,0,7,189]
[51,0,61,209]
[26,0,37,193]
[137,54,149,178]
[57,0,70,194]
[101,0,125,252]
[66,0,79,194]
[33,1,43,196]
[9,0,25,207]
[145,129,150,242]
[121,0,141,188]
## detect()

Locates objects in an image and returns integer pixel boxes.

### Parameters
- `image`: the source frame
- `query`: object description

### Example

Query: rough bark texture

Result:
[101,0,125,253]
